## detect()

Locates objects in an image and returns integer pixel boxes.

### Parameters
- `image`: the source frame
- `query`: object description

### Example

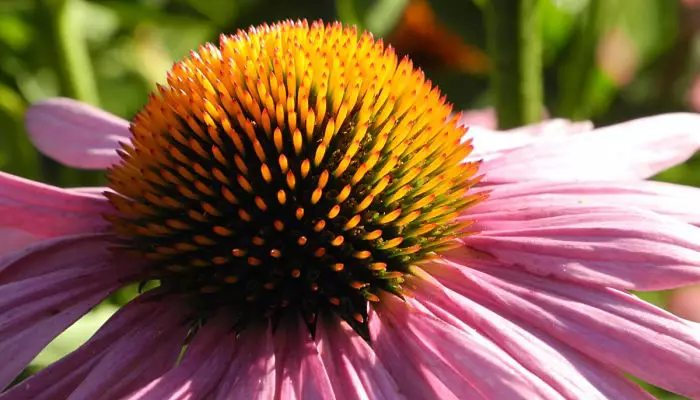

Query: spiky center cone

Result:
[106,20,485,338]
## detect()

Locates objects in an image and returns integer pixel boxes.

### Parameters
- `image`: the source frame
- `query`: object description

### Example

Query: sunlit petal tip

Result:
[482,112,700,183]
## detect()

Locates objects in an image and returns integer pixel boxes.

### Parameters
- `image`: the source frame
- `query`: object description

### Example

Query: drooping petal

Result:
[5,294,188,400]
[476,180,700,226]
[481,113,700,183]
[464,119,593,162]
[272,316,335,400]
[0,172,111,257]
[6,296,187,400]
[0,234,142,284]
[0,251,141,391]
[72,311,187,400]
[0,275,114,391]
[24,97,130,169]
[315,316,404,400]
[0,234,142,388]
[410,275,652,400]
[0,234,146,390]
[454,204,700,290]
[370,295,564,399]
[1,295,164,399]
[213,324,276,400]
[425,261,700,398]
[125,316,237,400]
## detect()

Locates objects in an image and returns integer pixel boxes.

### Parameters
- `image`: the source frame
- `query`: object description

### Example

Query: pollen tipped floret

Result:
[106,20,484,337]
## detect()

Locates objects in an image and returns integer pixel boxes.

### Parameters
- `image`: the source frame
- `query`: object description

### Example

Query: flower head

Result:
[4,20,700,399]
[105,21,483,337]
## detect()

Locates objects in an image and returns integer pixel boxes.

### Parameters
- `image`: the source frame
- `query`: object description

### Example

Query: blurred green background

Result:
[1,0,698,397]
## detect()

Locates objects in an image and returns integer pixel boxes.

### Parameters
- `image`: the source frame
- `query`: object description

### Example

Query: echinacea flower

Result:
[3,20,700,399]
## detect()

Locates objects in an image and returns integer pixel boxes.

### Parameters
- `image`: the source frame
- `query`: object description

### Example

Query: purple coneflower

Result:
[3,20,700,399]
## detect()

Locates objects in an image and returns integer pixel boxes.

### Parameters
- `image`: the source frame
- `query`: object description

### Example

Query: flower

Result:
[3,20,700,399]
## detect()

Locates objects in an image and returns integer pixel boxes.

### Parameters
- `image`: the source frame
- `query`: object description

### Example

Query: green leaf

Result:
[555,0,679,120]
[540,0,590,63]
[556,0,617,120]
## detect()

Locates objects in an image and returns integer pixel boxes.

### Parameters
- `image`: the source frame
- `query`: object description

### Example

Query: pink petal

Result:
[454,204,700,290]
[425,261,700,398]
[315,317,403,400]
[506,119,593,136]
[0,172,111,257]
[70,311,187,399]
[0,264,125,390]
[481,113,700,183]
[457,108,496,129]
[667,285,700,322]
[464,119,593,163]
[273,316,336,400]
[410,276,652,399]
[213,324,276,400]
[0,235,145,390]
[2,295,170,399]
[458,108,591,135]
[366,308,458,400]
[370,295,563,399]
[477,180,700,226]
[25,97,130,169]
[62,295,187,400]
[126,316,237,400]
[0,234,142,285]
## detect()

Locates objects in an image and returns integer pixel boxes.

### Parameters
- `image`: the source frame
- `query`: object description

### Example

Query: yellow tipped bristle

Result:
[311,188,323,204]
[277,190,287,204]
[337,185,352,203]
[343,215,361,230]
[327,205,341,219]
[363,230,382,241]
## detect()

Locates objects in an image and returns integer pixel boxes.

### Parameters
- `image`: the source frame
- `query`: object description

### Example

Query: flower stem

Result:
[40,0,99,104]
[485,0,543,129]
[37,0,102,185]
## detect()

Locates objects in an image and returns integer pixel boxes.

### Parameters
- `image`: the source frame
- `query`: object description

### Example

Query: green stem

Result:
[40,0,99,104]
[485,0,543,129]
[37,0,103,186]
